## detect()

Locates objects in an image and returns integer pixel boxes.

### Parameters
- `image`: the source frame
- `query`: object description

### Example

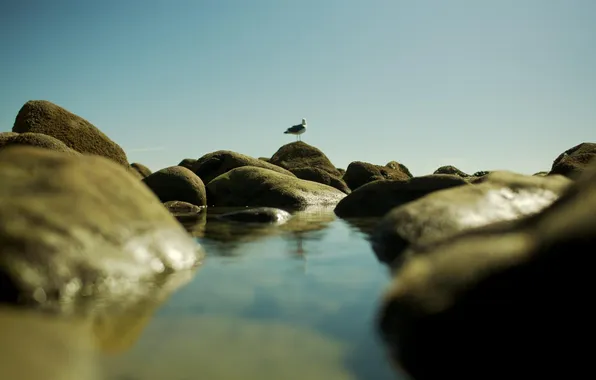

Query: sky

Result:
[1,0,594,176]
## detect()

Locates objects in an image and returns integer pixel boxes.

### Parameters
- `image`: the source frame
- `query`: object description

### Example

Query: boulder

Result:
[0,132,80,155]
[377,162,596,380]
[343,161,410,191]
[372,171,571,266]
[334,174,469,218]
[163,200,204,215]
[12,100,129,167]
[386,161,413,178]
[130,162,152,178]
[178,158,197,171]
[270,141,341,177]
[0,146,203,312]
[206,166,346,210]
[433,165,469,177]
[291,167,351,194]
[549,142,596,179]
[192,150,295,185]
[143,166,207,207]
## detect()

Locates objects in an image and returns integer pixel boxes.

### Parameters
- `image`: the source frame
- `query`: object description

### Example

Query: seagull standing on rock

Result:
[284,118,307,141]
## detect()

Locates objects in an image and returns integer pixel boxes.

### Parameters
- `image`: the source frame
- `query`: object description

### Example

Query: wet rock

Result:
[343,161,410,191]
[12,100,129,167]
[372,171,571,266]
[549,142,596,179]
[163,200,203,215]
[207,166,346,210]
[143,166,207,207]
[292,167,351,194]
[433,165,469,177]
[0,146,203,312]
[377,162,596,380]
[178,158,196,171]
[216,207,292,224]
[0,132,80,155]
[130,162,152,178]
[334,174,469,218]
[192,150,295,184]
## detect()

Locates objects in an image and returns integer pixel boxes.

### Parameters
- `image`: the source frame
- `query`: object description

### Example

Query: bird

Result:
[284,118,307,141]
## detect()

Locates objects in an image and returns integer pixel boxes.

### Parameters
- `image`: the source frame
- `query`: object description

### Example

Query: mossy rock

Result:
[549,142,596,179]
[192,150,295,185]
[0,132,80,155]
[386,161,413,178]
[291,167,351,194]
[178,158,197,171]
[206,166,346,210]
[12,100,129,167]
[334,174,469,218]
[130,162,152,178]
[343,161,410,191]
[433,165,470,177]
[270,141,341,177]
[143,166,207,207]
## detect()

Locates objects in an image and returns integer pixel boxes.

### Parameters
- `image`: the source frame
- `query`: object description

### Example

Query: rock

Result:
[337,168,346,176]
[258,157,271,163]
[0,146,203,312]
[270,141,341,177]
[143,166,207,207]
[377,162,596,380]
[291,167,351,194]
[533,171,549,176]
[130,162,152,178]
[334,174,469,218]
[343,161,410,191]
[372,171,571,266]
[207,166,346,210]
[216,207,292,223]
[472,170,490,177]
[549,142,596,179]
[178,158,196,171]
[0,132,80,155]
[192,150,295,185]
[163,200,204,215]
[433,165,469,177]
[386,161,413,178]
[12,100,129,167]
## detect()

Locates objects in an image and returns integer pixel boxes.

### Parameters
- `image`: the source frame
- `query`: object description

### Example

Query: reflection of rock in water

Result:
[0,307,99,380]
[101,316,355,380]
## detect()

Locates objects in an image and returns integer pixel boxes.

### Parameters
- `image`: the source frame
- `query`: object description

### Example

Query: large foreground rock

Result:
[335,174,469,217]
[0,146,203,312]
[12,100,129,167]
[372,171,571,266]
[192,150,295,184]
[206,166,346,209]
[0,131,80,155]
[377,162,596,380]
[143,166,207,207]
[549,142,596,179]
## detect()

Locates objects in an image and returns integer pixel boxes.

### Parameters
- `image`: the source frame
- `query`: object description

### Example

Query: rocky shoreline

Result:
[1,100,595,379]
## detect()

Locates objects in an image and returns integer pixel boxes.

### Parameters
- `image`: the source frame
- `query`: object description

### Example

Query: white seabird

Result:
[284,118,307,141]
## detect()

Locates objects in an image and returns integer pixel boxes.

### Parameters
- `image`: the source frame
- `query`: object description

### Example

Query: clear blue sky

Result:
[1,0,594,175]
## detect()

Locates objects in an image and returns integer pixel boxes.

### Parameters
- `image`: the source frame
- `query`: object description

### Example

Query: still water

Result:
[0,209,408,380]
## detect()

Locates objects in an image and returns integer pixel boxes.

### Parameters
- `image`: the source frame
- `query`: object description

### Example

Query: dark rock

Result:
[163,200,203,215]
[433,165,469,177]
[337,168,346,176]
[270,141,341,177]
[377,162,596,380]
[216,207,292,223]
[178,158,197,171]
[192,150,295,185]
[143,166,207,207]
[12,100,129,167]
[533,171,549,176]
[206,166,346,210]
[386,161,413,178]
[549,142,596,179]
[130,162,152,178]
[258,157,270,163]
[292,167,351,194]
[372,171,571,267]
[0,146,203,312]
[0,132,80,155]
[343,161,410,191]
[334,174,469,218]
